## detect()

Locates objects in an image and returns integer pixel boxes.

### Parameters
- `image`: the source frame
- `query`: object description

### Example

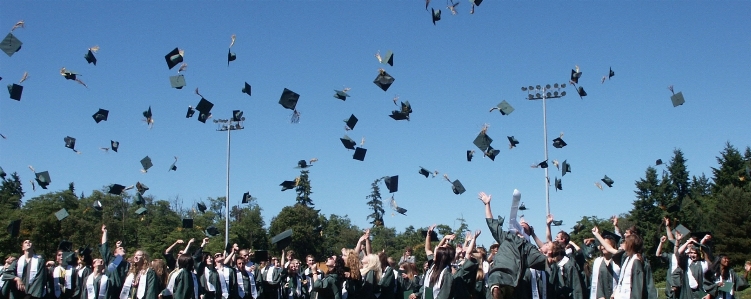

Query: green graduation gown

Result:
[313,273,341,299]
[485,218,547,289]
[2,254,49,299]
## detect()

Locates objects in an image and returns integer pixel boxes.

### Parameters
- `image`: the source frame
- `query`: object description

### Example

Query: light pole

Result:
[214,110,245,247]
[521,84,566,216]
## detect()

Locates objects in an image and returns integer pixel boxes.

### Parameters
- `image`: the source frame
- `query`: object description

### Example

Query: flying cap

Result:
[671,92,685,107]
[108,184,127,195]
[92,109,109,123]
[495,100,514,115]
[552,137,567,148]
[242,82,251,96]
[111,141,119,152]
[135,207,147,215]
[555,177,562,191]
[182,218,193,229]
[64,136,78,152]
[55,208,69,221]
[345,114,358,130]
[140,156,153,172]
[136,182,149,195]
[205,226,220,237]
[334,89,350,101]
[473,131,493,152]
[7,83,23,101]
[227,49,236,65]
[561,160,571,176]
[656,159,663,166]
[608,67,615,79]
[169,75,186,89]
[485,146,500,161]
[508,136,519,149]
[340,135,357,150]
[466,150,474,162]
[279,88,300,110]
[272,229,293,250]
[165,48,183,70]
[431,8,441,25]
[1,33,22,57]
[384,176,399,193]
[419,167,430,178]
[373,70,395,92]
[353,147,367,161]
[242,192,253,204]
[451,180,465,195]
[35,171,51,189]
[601,175,614,188]
[195,98,214,123]
[570,69,581,84]
[381,50,394,66]
[280,180,297,191]
[576,86,587,99]
[296,160,311,169]
[92,200,103,211]
[551,220,563,226]
[197,202,207,213]
[84,49,97,65]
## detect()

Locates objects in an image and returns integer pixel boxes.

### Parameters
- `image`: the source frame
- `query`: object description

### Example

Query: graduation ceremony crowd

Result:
[1,190,750,299]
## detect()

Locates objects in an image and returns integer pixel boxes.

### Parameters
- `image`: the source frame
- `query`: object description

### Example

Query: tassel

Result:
[374,51,382,63]
[178,63,187,74]
[229,34,236,48]
[10,20,24,32]
[89,46,99,53]
[19,72,28,84]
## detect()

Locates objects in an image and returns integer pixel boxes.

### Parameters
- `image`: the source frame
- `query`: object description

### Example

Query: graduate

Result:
[711,254,749,299]
[359,254,381,299]
[376,252,396,299]
[609,233,648,299]
[76,248,94,299]
[397,262,419,299]
[52,243,79,299]
[165,254,199,299]
[1,255,18,299]
[120,250,158,299]
[656,218,682,299]
[311,255,345,299]
[412,245,454,299]
[676,234,715,299]
[259,255,282,299]
[451,230,481,299]
[233,254,257,299]
[342,249,363,299]
[215,249,236,299]
[280,255,306,299]
[194,238,225,299]
[589,232,621,299]
[99,226,129,299]
[2,240,49,299]
[83,259,109,299]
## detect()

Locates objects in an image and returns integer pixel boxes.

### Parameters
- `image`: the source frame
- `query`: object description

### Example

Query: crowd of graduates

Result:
[1,190,750,299]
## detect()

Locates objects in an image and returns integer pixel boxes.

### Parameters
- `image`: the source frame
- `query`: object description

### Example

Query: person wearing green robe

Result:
[194,240,223,299]
[360,254,381,299]
[232,255,257,299]
[676,235,716,299]
[397,262,420,299]
[82,259,109,299]
[312,255,344,299]
[710,254,749,299]
[378,253,396,299]
[452,230,481,299]
[412,246,454,299]
[2,240,49,299]
[215,252,236,299]
[280,257,306,299]
[75,249,93,299]
[120,250,158,299]
[166,254,199,299]
[99,225,129,299]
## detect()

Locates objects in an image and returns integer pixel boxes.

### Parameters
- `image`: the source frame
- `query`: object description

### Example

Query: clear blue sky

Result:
[2,1,750,247]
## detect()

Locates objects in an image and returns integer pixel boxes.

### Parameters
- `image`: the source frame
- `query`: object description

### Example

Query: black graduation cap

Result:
[608,67,615,79]
[555,177,562,191]
[186,106,196,118]
[419,167,430,178]
[373,70,395,92]
[601,175,614,188]
[165,48,184,70]
[561,160,571,176]
[395,207,407,215]
[380,50,394,66]
[182,218,193,229]
[494,100,514,115]
[242,82,251,96]
[340,135,357,150]
[92,109,109,123]
[242,192,253,204]
[472,0,483,6]
[576,86,587,99]
[231,110,244,122]
[296,160,312,169]
[135,207,147,215]
[385,176,399,193]
[92,200,103,211]
[195,98,214,123]
[227,49,236,65]
[84,49,97,65]
[508,136,519,148]
[55,208,70,221]
[431,8,441,25]
[280,180,297,191]
[78,247,93,259]
[60,68,81,81]
[334,89,350,101]
[272,229,293,250]
[7,83,23,101]
[536,160,548,169]
[135,193,145,205]
[64,136,78,152]
[136,182,149,195]
[421,230,439,242]
[197,202,207,213]
[279,88,300,110]
[656,159,663,166]
[519,202,527,210]
[35,171,51,189]
[570,69,581,84]
[111,140,119,152]
[353,147,367,161]
[451,180,465,195]
[7,219,20,238]
[551,220,563,226]
[252,250,269,263]
[205,226,220,238]
[345,114,358,130]
[108,184,127,195]
[1,33,22,57]
[140,156,153,172]
[552,137,567,148]
[390,101,412,121]
[670,92,685,107]
[484,146,500,161]
[466,150,474,162]
[169,75,186,89]
[168,159,177,172]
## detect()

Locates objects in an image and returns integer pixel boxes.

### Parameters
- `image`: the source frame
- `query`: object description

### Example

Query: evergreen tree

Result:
[366,178,385,227]
[454,215,469,244]
[295,169,314,207]
[269,204,322,259]
[0,172,24,210]
[629,166,662,257]
[710,185,751,265]
[68,182,75,193]
[711,142,745,192]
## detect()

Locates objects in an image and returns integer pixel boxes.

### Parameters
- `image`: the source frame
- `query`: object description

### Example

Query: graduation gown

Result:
[76,266,93,299]
[280,271,306,299]
[485,218,547,288]
[677,256,716,299]
[590,257,619,299]
[547,256,586,299]
[378,267,396,299]
[167,269,198,299]
[99,243,129,299]
[416,267,453,299]
[82,274,109,299]
[712,269,749,299]
[2,255,49,299]
[313,273,341,299]
[234,266,257,299]
[612,256,647,299]
[216,266,236,299]
[259,266,282,299]
[397,275,419,299]
[360,270,379,299]
[451,258,478,299]
[128,269,158,299]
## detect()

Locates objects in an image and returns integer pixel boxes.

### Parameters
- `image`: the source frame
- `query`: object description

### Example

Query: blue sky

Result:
[1,1,750,247]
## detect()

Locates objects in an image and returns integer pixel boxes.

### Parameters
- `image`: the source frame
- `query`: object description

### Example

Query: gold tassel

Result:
[229,34,236,48]
[89,45,99,53]
[10,20,24,32]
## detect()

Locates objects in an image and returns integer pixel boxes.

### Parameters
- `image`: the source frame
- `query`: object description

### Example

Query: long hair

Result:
[359,254,381,282]
[177,254,194,271]
[472,251,486,282]
[152,259,169,288]
[378,252,390,270]
[328,256,346,277]
[429,246,454,287]
[623,234,643,259]
[713,254,730,281]
[399,262,416,280]
[345,252,362,281]
[129,250,151,276]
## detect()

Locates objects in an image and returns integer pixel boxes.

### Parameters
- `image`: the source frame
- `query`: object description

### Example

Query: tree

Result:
[629,166,662,259]
[229,197,268,251]
[711,142,745,192]
[320,214,361,255]
[295,170,314,207]
[0,172,24,210]
[268,204,323,259]
[366,178,385,227]
[710,185,751,265]
[454,215,469,244]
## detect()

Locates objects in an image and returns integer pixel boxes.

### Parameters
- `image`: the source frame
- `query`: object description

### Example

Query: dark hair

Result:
[429,246,454,287]
[378,252,389,269]
[557,231,571,243]
[626,225,641,237]
[623,234,643,256]
[405,246,413,252]
[328,256,346,277]
[714,254,730,280]
[549,241,565,258]
[177,254,194,271]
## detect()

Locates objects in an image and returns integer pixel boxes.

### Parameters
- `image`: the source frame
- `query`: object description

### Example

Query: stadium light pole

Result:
[214,110,245,248]
[521,84,566,216]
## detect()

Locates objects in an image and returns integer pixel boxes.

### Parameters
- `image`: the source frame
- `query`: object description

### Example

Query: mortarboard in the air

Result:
[92,200,103,211]
[252,250,269,263]
[340,135,357,150]
[7,219,20,238]
[165,48,183,70]
[60,69,81,81]
[55,208,69,221]
[421,230,439,242]
[345,114,358,130]
[381,50,394,67]
[92,109,109,123]
[111,140,119,152]
[279,88,300,110]
[485,146,500,161]
[552,137,567,148]
[471,0,483,5]
[136,182,149,195]
[608,67,615,79]
[143,106,152,120]
[419,167,430,178]
[84,49,97,65]
[197,202,207,213]
[195,98,214,123]
[670,91,685,107]
[140,156,153,172]
[672,224,690,238]
[395,207,407,215]
[570,69,581,84]
[135,193,145,205]
[1,33,22,57]
[508,136,519,149]
[451,180,465,195]
[495,100,514,115]
[576,86,587,99]
[467,150,474,162]
[169,75,186,89]
[373,70,395,92]
[168,159,177,172]
[334,89,350,101]
[473,131,493,152]
[135,207,147,216]
[280,180,297,191]
[227,49,236,65]
[232,110,244,122]
[242,82,251,96]
[64,136,78,152]
[186,106,196,118]
[205,226,220,238]
[431,8,441,25]
[551,220,563,226]
[519,202,527,210]
[555,177,562,191]
[8,83,22,101]
[35,171,51,189]
[655,159,663,166]
[272,229,293,250]
[242,192,253,204]
[601,175,614,188]
[536,160,548,169]
[108,184,127,195]
[353,147,367,161]
[296,160,311,169]
[389,101,413,121]
[384,176,398,193]
[182,218,193,229]
[561,160,571,176]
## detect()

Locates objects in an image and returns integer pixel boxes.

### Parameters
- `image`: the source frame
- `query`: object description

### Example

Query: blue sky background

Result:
[1,1,750,246]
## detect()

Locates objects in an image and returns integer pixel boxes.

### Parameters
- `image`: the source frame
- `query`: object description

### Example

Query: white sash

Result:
[590,257,620,299]
[53,266,64,297]
[265,266,275,282]
[87,274,109,299]
[507,189,527,237]
[165,269,180,296]
[65,265,74,289]
[218,267,229,299]
[687,260,707,290]
[120,273,135,299]
[204,269,216,292]
[342,280,348,299]
[615,256,636,299]
[422,266,449,299]
[136,272,147,299]
[531,269,546,299]
[17,256,40,290]
[0,266,4,288]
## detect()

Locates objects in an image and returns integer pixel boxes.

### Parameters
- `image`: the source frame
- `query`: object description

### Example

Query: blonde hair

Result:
[359,254,381,281]
[128,250,151,276]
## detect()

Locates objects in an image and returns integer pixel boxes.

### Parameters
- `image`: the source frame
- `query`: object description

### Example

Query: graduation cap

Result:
[668,85,685,107]
[551,220,563,226]
[334,89,350,101]
[555,177,562,191]
[389,196,407,215]
[242,192,254,204]
[197,202,207,213]
[492,100,514,115]
[252,250,269,263]
[466,150,474,162]
[242,82,251,96]
[508,136,519,149]
[373,70,395,92]
[519,202,527,210]
[655,159,663,166]
[672,224,690,238]
[169,75,186,89]
[340,135,357,150]
[205,226,220,238]
[280,180,297,191]
[431,8,441,25]
[111,140,119,152]
[471,0,483,6]
[601,175,614,188]
[140,156,153,173]
[279,88,300,110]
[186,106,196,118]
[195,98,214,123]
[55,208,70,221]
[91,108,109,123]
[451,180,465,195]
[384,176,399,193]
[380,50,394,66]
[182,218,193,229]
[78,247,93,259]
[552,137,567,148]
[561,160,571,176]
[0,166,6,179]
[7,219,20,238]
[421,230,439,242]
[597,230,621,246]
[58,240,73,252]
[484,146,500,161]
[64,136,79,153]
[35,171,51,189]
[296,160,312,169]
[576,86,587,99]
[135,207,147,216]
[227,49,236,65]
[419,167,430,178]
[168,157,178,172]
[92,200,103,211]
[84,48,98,65]
[108,184,127,195]
[608,67,615,79]
[473,131,493,152]
[272,229,293,250]
[136,182,149,195]
[570,68,581,84]
[165,48,184,70]
[134,193,145,205]
[7,83,23,101]
[344,114,358,130]
[534,160,548,169]
[353,147,367,161]
[1,33,22,57]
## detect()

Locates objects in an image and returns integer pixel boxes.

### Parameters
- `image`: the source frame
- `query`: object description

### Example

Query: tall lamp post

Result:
[521,84,566,216]
[214,110,245,247]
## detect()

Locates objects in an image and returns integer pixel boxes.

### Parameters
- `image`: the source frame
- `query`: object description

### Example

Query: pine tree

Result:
[366,178,385,227]
[711,142,745,192]
[0,172,24,210]
[295,169,314,207]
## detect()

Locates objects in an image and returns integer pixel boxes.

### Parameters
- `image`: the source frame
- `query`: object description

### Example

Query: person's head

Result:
[115,245,126,257]
[214,252,224,266]
[239,249,249,260]
[235,256,246,269]
[546,241,565,263]
[360,254,381,278]
[289,259,300,273]
[270,256,279,267]
[328,255,346,277]
[719,254,730,268]
[306,255,315,266]
[56,250,64,264]
[151,259,169,286]
[5,255,16,266]
[399,262,416,279]
[556,230,570,244]
[387,257,395,268]
[624,225,641,238]
[599,237,617,254]
[489,243,499,254]
[623,234,643,256]
[202,252,213,266]
[177,254,194,271]
[286,250,295,260]
[429,246,455,286]
[92,258,105,273]
[377,252,389,270]
[21,240,33,252]
[423,261,429,271]
[326,254,337,268]
[133,250,148,266]
[344,251,362,281]
[404,246,413,256]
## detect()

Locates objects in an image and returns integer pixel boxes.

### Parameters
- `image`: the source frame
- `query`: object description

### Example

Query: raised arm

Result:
[656,236,667,257]
[181,238,195,255]
[701,235,714,263]
[364,229,372,255]
[479,192,492,218]
[101,224,107,245]
[165,240,184,255]
[522,222,545,249]
[425,224,436,257]
[354,231,368,255]
[664,217,675,242]
[464,230,480,260]
[677,237,695,255]
[591,226,618,254]
[545,214,553,243]
[612,216,622,237]
[568,241,581,252]
[224,244,238,266]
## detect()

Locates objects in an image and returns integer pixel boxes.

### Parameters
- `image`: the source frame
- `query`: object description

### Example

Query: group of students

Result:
[2,190,751,299]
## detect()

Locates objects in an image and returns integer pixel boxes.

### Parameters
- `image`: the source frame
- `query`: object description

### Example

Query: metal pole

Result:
[225,123,231,248]
[542,89,550,216]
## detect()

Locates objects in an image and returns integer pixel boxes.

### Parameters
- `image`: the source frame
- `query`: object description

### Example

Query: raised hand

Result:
[474,229,482,237]
[478,192,491,205]
[660,236,667,243]
[547,214,554,225]
[591,226,600,235]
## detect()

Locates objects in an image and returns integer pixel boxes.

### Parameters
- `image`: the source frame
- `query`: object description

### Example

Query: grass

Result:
[653,281,751,299]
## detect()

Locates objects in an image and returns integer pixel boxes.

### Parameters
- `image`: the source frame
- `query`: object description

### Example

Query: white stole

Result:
[422,266,449,299]
[615,256,637,299]
[287,274,302,298]
[87,274,109,299]
[53,266,64,297]
[165,269,180,296]
[235,271,246,298]
[136,272,147,299]
[218,267,229,299]
[687,260,707,289]
[531,269,547,299]
[204,269,216,292]
[590,257,620,299]
[17,255,41,288]
[120,273,135,299]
